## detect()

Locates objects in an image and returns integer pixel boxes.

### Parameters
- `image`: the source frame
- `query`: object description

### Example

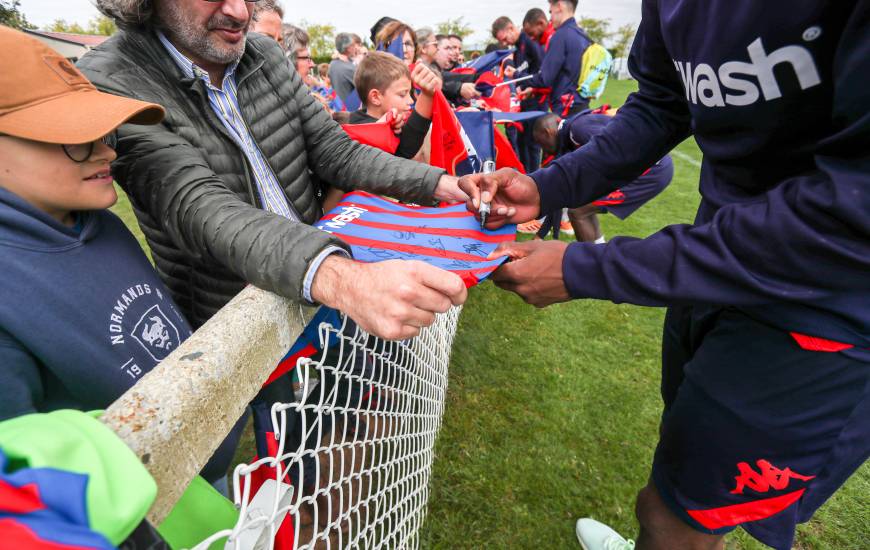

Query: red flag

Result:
[430,90,470,175]
[342,112,400,154]
[476,72,512,113]
[494,129,525,173]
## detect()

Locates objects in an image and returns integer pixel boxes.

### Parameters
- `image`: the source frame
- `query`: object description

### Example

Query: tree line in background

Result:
[44,16,118,36]
[1,1,635,66]
[1,1,118,34]
[1,0,32,29]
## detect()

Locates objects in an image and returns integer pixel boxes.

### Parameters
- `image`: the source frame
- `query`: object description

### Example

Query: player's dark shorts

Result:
[592,155,673,219]
[652,306,869,550]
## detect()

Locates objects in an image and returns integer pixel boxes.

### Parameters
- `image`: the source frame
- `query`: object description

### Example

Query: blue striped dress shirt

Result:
[157,32,345,302]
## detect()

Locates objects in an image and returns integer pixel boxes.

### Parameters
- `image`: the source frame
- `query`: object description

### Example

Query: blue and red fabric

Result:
[344,89,362,112]
[492,111,548,124]
[430,91,482,176]
[265,307,343,388]
[475,72,512,113]
[316,191,516,287]
[342,111,401,154]
[494,129,525,173]
[377,37,405,61]
[455,110,495,168]
[454,110,526,173]
[0,450,112,550]
[311,84,345,113]
[457,49,514,76]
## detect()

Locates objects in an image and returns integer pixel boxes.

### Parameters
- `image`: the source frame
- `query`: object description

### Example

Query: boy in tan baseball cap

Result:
[0,25,249,496]
[0,24,164,224]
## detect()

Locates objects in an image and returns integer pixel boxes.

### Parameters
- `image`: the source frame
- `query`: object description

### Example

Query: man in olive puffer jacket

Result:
[78,0,468,339]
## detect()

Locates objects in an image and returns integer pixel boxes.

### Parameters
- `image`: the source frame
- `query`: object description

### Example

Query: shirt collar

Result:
[557,18,578,31]
[156,30,239,89]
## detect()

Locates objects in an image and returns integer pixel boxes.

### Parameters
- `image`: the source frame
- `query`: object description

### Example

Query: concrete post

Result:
[100,286,315,524]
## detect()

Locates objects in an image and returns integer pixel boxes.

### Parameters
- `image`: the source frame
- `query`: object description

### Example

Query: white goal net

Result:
[193,307,461,550]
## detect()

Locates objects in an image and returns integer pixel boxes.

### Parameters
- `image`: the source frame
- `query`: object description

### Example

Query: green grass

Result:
[110,78,868,549]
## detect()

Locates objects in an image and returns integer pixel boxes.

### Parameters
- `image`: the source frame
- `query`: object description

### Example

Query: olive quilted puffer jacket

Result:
[78,30,444,328]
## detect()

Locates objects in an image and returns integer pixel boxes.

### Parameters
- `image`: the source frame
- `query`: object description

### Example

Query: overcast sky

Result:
[20,0,642,45]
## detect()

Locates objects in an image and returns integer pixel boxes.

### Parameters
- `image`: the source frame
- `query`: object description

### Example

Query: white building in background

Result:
[22,30,108,61]
[611,57,634,80]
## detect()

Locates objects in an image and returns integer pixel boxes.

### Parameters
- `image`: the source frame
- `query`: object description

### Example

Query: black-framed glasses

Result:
[62,133,117,163]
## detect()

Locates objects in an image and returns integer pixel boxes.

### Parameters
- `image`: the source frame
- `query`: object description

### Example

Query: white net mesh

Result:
[193,307,461,550]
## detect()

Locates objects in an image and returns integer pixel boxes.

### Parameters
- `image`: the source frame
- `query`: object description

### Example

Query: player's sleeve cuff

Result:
[562,242,610,300]
[530,163,573,214]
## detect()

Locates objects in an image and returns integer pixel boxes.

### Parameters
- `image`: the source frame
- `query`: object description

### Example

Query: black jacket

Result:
[78,30,445,328]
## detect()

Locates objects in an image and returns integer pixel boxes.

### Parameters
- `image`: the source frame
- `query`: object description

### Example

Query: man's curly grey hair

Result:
[95,0,156,30]
[253,0,284,21]
[282,24,310,61]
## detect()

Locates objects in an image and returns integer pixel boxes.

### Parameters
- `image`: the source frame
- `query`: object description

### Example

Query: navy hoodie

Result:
[0,188,192,419]
[530,0,870,358]
[527,18,591,113]
[515,33,544,77]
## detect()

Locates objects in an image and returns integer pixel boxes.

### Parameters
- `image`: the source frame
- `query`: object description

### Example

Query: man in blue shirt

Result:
[520,0,591,117]
[460,1,870,548]
[491,15,546,172]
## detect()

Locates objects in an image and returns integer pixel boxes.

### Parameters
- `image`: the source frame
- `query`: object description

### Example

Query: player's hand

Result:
[516,87,533,100]
[457,168,541,228]
[503,65,517,78]
[489,240,570,307]
[412,63,442,96]
[460,82,482,100]
[311,256,467,340]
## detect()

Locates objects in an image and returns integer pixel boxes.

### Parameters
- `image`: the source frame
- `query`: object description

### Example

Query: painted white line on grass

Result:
[672,150,703,168]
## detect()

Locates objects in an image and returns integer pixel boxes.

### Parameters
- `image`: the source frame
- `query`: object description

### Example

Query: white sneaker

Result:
[575,518,635,550]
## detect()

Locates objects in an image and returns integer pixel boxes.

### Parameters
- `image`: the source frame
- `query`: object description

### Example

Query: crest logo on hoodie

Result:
[131,305,181,362]
[108,284,183,364]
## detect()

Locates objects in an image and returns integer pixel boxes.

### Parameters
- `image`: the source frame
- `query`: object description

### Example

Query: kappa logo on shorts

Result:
[687,459,816,530]
[730,459,815,495]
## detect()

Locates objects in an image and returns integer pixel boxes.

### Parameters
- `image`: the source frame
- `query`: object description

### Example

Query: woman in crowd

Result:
[376,20,417,66]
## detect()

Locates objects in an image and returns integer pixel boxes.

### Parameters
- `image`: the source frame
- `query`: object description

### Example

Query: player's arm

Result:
[531,0,692,213]
[521,38,544,78]
[526,31,565,90]
[560,2,870,305]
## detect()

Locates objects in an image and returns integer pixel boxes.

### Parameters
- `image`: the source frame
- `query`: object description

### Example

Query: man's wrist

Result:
[433,174,465,203]
[310,254,356,308]
[528,167,561,215]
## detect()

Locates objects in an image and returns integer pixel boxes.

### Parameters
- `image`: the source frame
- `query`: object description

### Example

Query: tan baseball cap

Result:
[0,25,165,145]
